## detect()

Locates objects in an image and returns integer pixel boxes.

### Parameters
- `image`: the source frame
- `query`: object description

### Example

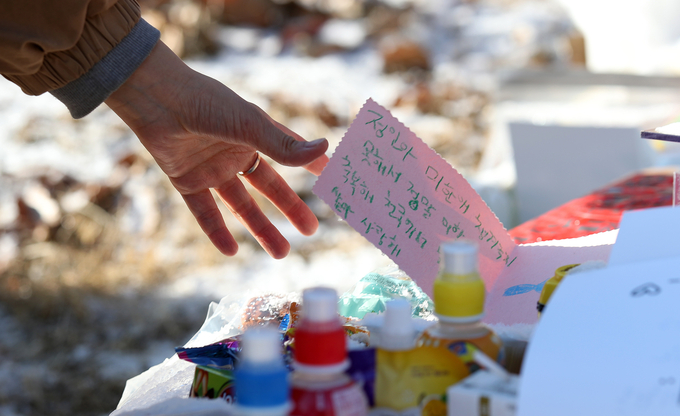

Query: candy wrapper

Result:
[338,267,434,319]
[189,365,236,402]
[176,338,240,369]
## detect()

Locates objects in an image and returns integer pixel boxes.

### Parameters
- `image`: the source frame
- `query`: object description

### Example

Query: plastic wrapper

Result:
[176,338,240,369]
[338,267,434,319]
[115,292,298,414]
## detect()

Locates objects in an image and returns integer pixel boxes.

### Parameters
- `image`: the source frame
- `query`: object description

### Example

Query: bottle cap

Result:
[294,287,347,370]
[380,298,415,350]
[440,240,478,276]
[240,327,281,365]
[302,287,338,322]
[235,327,289,409]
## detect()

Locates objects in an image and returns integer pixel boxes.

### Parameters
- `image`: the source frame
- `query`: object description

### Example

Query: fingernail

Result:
[304,138,326,148]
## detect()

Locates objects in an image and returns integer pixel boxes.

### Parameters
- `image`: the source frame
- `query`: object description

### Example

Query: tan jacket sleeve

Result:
[0,0,140,95]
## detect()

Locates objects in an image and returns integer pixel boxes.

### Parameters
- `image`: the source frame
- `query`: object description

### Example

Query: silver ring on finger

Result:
[238,152,261,177]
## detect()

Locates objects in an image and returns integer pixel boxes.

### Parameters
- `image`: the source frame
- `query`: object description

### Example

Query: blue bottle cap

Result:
[234,328,289,409]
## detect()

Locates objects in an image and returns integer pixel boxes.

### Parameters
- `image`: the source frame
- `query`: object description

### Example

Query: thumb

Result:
[252,107,330,175]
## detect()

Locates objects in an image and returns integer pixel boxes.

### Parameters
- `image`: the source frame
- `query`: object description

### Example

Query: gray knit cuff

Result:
[51,19,161,119]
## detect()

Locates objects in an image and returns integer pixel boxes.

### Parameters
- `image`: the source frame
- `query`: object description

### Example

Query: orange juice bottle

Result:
[413,240,503,415]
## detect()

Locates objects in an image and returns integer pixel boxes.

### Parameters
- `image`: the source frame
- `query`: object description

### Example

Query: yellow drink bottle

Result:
[373,298,420,415]
[413,240,503,416]
[536,264,580,317]
[536,261,606,317]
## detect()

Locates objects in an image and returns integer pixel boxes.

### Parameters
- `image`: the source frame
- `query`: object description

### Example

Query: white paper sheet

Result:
[608,205,680,266]
[518,255,680,415]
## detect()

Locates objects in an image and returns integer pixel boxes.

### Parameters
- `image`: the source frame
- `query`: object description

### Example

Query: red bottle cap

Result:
[293,287,348,372]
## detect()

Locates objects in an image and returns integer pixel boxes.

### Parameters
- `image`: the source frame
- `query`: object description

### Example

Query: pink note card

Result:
[313,99,517,296]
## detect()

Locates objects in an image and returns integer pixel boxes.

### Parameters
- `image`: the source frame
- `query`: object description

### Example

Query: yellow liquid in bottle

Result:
[433,272,485,319]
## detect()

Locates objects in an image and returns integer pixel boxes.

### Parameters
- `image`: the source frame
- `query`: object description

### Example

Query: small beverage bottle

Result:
[372,298,420,415]
[234,327,290,416]
[537,264,580,317]
[414,240,504,413]
[290,287,368,416]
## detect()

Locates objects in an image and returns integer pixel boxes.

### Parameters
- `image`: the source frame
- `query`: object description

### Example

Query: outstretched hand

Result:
[105,41,329,259]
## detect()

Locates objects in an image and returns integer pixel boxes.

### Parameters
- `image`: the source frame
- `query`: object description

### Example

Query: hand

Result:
[105,41,329,259]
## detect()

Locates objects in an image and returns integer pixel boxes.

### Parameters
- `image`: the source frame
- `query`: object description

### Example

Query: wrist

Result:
[105,41,193,135]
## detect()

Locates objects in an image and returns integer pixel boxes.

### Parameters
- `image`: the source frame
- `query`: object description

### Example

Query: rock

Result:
[379,36,430,73]
[315,102,342,128]
[281,13,329,50]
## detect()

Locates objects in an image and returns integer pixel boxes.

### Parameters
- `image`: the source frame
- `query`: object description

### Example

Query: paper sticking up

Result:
[517,206,680,415]
[313,99,517,296]
[518,254,680,416]
[607,205,680,267]
[483,231,615,326]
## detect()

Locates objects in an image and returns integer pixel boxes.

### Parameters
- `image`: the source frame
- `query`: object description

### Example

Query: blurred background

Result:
[2,0,680,414]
